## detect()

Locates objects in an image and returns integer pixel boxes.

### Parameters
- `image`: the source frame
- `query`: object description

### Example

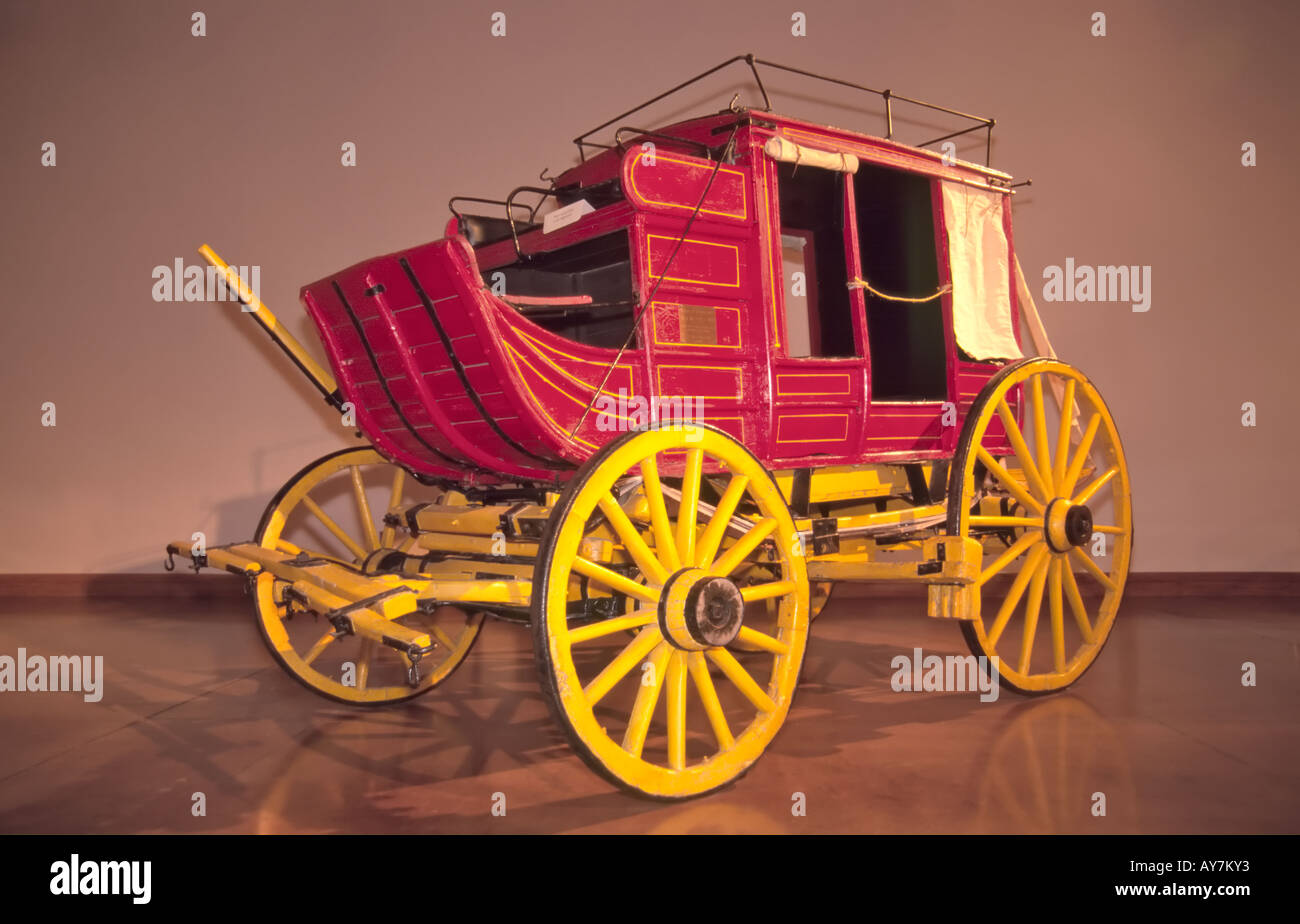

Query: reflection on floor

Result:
[0,590,1295,833]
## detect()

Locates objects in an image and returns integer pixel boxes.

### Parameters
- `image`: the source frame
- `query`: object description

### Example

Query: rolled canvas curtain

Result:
[941,181,1022,361]
[763,136,859,173]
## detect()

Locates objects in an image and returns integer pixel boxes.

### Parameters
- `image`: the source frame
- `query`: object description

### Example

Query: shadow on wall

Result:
[104,491,272,580]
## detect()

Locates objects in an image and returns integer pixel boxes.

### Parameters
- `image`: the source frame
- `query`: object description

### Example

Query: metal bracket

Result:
[324,587,411,626]
[916,538,950,576]
[811,518,840,555]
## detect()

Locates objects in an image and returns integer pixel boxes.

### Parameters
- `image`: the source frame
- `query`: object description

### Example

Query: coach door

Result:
[767,156,867,463]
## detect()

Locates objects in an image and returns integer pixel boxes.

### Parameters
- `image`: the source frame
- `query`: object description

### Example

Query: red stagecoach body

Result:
[300,108,1023,485]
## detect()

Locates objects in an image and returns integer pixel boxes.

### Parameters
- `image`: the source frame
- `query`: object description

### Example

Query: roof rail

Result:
[572,53,997,167]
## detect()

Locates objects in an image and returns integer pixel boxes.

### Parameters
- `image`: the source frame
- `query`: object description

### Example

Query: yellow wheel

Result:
[532,424,810,799]
[730,570,830,653]
[253,447,483,705]
[949,359,1132,694]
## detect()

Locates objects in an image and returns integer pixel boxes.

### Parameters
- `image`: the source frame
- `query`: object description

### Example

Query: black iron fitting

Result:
[404,502,430,537]
[811,518,840,555]
[325,587,410,623]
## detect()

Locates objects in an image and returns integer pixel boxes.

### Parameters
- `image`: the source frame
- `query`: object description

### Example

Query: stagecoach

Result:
[166,56,1132,799]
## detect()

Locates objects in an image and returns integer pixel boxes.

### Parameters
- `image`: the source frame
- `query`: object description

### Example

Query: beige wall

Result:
[2,0,1296,573]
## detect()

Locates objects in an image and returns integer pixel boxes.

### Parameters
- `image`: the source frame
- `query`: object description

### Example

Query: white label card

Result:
[542,199,595,234]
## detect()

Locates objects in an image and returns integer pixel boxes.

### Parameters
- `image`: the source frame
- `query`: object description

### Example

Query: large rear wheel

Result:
[532,425,810,799]
[949,359,1132,694]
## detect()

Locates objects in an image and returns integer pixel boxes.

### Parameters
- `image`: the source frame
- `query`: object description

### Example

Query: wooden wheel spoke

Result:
[1048,558,1066,673]
[976,447,1045,517]
[640,454,681,571]
[688,652,734,751]
[1061,563,1095,643]
[622,643,672,758]
[356,638,375,690]
[1073,466,1118,507]
[1017,552,1051,675]
[734,625,789,655]
[567,610,657,644]
[302,630,336,666]
[996,398,1052,502]
[708,517,778,578]
[676,447,704,565]
[300,496,368,561]
[571,556,660,603]
[987,543,1049,649]
[1069,546,1117,592]
[1030,375,1055,496]
[1061,413,1101,499]
[432,626,459,650]
[380,467,406,549]
[1092,524,1126,535]
[598,493,668,585]
[706,647,777,713]
[694,475,750,568]
[1052,378,1076,490]
[739,579,797,603]
[979,530,1042,586]
[349,465,380,552]
[665,651,688,770]
[584,625,664,707]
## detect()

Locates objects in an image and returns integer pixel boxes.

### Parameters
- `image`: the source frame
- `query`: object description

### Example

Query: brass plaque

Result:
[677,304,718,345]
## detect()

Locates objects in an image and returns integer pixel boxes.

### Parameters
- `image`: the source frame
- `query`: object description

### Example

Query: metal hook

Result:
[728,92,742,113]
[539,166,555,187]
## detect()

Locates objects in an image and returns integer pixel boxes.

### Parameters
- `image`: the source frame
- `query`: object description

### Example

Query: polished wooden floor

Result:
[0,590,1295,834]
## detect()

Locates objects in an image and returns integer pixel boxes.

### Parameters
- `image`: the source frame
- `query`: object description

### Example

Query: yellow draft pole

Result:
[197,244,341,406]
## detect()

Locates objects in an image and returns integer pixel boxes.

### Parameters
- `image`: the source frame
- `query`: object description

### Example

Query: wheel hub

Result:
[659,568,745,650]
[1045,498,1093,552]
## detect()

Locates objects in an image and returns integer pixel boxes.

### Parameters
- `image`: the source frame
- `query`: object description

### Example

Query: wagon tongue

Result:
[163,539,530,684]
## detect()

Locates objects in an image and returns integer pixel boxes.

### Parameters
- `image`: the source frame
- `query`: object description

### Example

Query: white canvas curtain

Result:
[941,181,1022,360]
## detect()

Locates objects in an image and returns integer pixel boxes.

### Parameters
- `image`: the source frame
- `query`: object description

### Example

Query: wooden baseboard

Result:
[0,573,245,599]
[832,572,1300,598]
[0,571,1297,600]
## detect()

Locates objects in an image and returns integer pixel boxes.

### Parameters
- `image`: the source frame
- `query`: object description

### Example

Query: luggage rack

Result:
[446,54,1001,245]
[572,52,999,167]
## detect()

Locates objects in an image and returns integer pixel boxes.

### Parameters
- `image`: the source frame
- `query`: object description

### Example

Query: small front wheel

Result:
[253,447,483,705]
